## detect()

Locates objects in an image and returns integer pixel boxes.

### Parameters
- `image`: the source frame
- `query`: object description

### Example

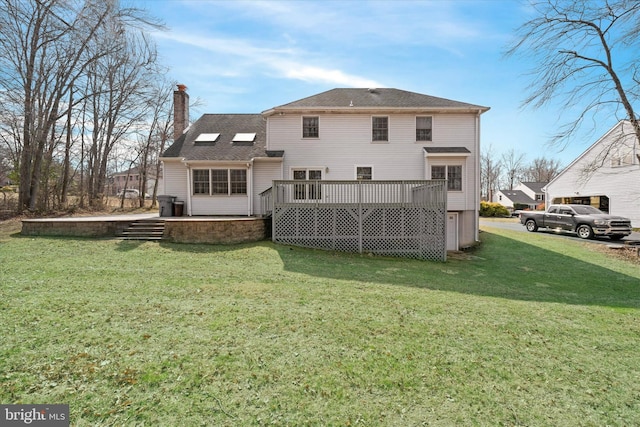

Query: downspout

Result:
[474,111,481,242]
[185,162,192,216]
[247,160,253,216]
[161,161,166,194]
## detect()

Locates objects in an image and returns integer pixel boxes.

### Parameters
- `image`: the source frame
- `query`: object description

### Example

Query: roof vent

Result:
[349,100,353,107]
[368,88,377,93]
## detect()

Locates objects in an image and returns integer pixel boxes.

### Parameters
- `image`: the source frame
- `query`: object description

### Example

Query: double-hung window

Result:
[230,169,247,194]
[372,116,388,142]
[192,169,247,195]
[302,116,319,138]
[416,116,432,141]
[211,170,228,195]
[431,165,462,191]
[193,170,210,194]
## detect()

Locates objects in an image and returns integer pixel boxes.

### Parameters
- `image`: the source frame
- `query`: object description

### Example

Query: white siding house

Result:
[545,120,640,227]
[494,182,546,210]
[160,87,489,250]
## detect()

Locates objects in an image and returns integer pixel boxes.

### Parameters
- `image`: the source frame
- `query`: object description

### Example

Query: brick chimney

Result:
[173,84,189,141]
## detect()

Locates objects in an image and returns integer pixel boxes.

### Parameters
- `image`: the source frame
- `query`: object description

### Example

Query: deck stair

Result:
[118,219,165,241]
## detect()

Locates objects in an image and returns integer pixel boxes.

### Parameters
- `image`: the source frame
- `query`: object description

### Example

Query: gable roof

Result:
[519,182,546,193]
[263,88,489,115]
[162,114,280,161]
[498,189,535,205]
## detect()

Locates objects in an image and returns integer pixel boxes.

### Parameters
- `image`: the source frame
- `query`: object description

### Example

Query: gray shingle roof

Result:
[266,88,489,112]
[499,190,535,205]
[162,114,275,161]
[520,182,546,193]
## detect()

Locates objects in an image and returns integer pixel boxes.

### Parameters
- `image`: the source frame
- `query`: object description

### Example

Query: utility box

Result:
[158,195,176,217]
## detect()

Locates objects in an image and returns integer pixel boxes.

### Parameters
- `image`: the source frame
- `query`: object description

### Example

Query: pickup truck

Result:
[519,204,632,240]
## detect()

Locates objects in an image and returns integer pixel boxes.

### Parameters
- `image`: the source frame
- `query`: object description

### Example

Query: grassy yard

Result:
[1,219,639,426]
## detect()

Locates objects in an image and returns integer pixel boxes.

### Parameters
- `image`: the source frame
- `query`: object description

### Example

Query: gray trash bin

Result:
[158,195,176,217]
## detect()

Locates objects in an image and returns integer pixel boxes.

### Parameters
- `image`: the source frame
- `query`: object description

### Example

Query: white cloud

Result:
[281,65,382,88]
[152,30,382,87]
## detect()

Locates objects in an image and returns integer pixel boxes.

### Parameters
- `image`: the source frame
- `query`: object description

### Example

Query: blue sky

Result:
[137,0,622,167]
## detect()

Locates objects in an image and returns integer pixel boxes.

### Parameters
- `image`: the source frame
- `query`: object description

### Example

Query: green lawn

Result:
[1,220,639,426]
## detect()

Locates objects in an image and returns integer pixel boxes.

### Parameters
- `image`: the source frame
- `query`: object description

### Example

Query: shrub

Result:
[480,201,510,217]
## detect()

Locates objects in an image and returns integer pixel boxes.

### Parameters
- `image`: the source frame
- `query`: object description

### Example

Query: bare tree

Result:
[501,148,526,190]
[0,0,163,212]
[481,145,502,202]
[522,157,563,182]
[506,1,640,152]
[0,0,119,211]
[135,79,174,207]
[82,26,160,208]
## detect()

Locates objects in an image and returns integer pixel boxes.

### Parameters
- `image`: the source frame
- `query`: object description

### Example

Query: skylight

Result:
[194,133,220,142]
[232,133,256,143]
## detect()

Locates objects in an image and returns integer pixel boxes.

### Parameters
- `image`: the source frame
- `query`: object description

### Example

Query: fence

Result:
[266,180,447,261]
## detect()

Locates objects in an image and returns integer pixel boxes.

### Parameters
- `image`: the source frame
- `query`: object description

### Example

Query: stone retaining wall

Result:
[164,218,269,244]
[21,219,129,237]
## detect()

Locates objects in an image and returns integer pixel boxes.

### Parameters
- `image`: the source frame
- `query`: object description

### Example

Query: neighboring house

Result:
[495,182,546,210]
[109,166,160,197]
[545,120,640,227]
[161,86,489,250]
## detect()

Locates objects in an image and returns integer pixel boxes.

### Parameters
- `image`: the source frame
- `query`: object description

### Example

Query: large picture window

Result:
[431,165,462,191]
[192,169,247,195]
[372,116,388,142]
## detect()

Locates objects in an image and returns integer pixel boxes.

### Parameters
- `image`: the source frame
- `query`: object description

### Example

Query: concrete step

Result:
[117,219,166,241]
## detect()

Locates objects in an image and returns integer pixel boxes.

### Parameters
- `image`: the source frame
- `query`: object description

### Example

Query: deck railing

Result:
[259,186,273,217]
[270,180,446,207]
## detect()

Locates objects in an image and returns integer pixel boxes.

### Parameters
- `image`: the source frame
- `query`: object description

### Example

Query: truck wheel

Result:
[576,224,594,239]
[525,219,538,232]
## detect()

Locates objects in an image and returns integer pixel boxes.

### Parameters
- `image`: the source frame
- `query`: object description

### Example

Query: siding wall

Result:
[268,113,477,181]
[252,160,282,216]
[162,160,189,202]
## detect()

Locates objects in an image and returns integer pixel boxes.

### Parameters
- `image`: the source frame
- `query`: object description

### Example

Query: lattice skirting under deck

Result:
[272,206,446,261]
